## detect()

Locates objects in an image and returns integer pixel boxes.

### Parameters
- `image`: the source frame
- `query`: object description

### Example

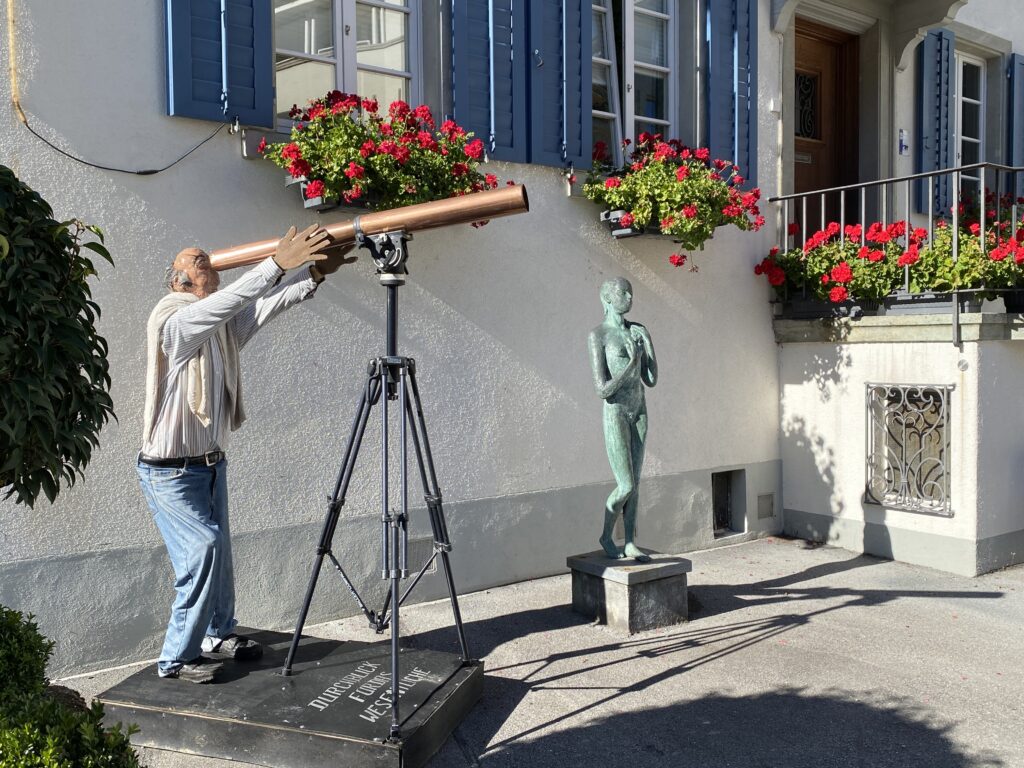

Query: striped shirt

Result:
[142,258,319,459]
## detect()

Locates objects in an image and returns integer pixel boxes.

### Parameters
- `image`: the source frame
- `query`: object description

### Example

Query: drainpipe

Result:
[7,0,27,124]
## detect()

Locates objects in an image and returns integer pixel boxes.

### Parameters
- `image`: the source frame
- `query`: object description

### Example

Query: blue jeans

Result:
[136,458,237,674]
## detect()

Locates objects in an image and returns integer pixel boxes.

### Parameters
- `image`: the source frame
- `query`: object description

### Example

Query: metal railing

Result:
[767,162,1024,344]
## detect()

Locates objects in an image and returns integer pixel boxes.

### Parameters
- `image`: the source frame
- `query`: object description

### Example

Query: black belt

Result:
[139,450,225,468]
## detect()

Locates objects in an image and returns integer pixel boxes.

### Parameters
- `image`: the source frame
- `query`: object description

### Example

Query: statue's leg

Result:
[622,411,650,562]
[601,405,634,559]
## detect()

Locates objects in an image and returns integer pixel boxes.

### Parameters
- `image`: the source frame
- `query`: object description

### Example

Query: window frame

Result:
[954,50,985,192]
[273,0,421,129]
[591,0,704,165]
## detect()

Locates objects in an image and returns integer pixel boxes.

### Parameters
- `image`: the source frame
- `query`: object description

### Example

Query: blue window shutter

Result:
[707,0,757,184]
[525,0,590,168]
[707,1,735,167]
[166,0,274,128]
[452,0,528,163]
[914,28,955,214]
[735,0,757,186]
[1008,54,1024,199]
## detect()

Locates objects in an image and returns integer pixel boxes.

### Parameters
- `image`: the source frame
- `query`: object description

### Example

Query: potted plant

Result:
[583,134,764,266]
[261,91,502,212]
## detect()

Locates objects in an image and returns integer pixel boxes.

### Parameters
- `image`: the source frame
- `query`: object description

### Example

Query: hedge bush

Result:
[0,606,141,768]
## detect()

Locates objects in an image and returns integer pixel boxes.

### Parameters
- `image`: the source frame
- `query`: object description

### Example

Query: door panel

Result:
[794,19,859,226]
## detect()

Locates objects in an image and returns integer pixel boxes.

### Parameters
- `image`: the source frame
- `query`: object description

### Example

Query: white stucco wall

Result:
[779,337,981,573]
[0,0,783,672]
[974,342,1024,541]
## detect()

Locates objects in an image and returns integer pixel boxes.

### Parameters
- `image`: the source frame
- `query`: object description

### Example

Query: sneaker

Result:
[204,633,263,661]
[158,656,223,683]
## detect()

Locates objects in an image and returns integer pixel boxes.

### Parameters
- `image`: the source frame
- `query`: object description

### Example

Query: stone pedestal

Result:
[567,550,692,634]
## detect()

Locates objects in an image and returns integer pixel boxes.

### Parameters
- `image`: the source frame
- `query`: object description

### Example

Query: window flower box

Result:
[260,91,503,215]
[583,134,763,265]
[879,291,987,315]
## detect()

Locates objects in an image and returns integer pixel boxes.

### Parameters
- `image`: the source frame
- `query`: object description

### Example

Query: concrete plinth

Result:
[567,550,692,634]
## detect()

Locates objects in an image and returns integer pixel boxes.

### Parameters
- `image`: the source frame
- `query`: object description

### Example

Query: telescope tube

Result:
[210,183,530,270]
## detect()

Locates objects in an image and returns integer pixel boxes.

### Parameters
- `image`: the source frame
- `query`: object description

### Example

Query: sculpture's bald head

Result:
[600,278,633,314]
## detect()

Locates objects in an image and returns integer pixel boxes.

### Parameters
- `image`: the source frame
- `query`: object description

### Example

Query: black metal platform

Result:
[97,629,483,768]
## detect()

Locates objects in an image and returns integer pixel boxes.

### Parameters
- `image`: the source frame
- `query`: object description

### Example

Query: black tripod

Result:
[282,228,470,739]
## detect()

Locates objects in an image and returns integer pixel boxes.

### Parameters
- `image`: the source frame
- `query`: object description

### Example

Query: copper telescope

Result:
[210,183,530,270]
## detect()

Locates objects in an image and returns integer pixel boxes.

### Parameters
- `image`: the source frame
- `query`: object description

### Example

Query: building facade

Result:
[1,0,1021,674]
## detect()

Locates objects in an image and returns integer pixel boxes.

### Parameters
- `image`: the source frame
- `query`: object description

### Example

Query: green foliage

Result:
[0,694,140,768]
[0,606,141,768]
[264,92,501,210]
[0,165,114,508]
[582,135,763,253]
[0,607,53,699]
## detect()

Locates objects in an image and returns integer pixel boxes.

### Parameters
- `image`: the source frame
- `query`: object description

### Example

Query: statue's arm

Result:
[589,331,635,399]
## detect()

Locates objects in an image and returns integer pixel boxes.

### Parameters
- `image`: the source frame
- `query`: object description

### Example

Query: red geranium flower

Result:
[288,159,312,178]
[669,253,687,267]
[619,212,635,227]
[464,139,484,160]
[281,143,302,160]
[830,262,853,284]
[829,286,849,303]
[676,165,690,181]
[345,162,365,179]
[304,179,325,199]
[605,177,622,189]
[788,222,800,236]
[683,204,698,218]
[452,162,469,176]
[593,141,609,162]
[257,137,267,154]
[694,147,710,161]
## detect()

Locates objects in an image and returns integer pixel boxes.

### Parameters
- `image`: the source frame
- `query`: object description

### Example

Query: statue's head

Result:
[600,277,633,315]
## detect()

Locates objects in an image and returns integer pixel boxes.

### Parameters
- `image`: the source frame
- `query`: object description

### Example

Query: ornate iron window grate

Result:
[865,383,953,516]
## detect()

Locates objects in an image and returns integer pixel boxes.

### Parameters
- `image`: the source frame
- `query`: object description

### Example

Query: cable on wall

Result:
[6,0,229,176]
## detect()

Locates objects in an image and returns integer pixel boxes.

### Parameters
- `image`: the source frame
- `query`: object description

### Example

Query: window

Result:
[955,52,985,200]
[865,383,953,516]
[273,0,418,123]
[592,0,703,164]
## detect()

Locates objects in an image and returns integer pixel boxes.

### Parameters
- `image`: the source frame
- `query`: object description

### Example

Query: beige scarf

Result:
[142,292,245,447]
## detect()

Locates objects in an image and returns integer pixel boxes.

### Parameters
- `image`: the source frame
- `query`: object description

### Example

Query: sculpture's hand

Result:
[274,224,331,271]
[630,324,652,351]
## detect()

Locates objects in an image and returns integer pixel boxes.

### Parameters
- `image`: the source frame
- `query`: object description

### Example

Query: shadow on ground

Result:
[462,686,1003,768]
[405,552,1003,767]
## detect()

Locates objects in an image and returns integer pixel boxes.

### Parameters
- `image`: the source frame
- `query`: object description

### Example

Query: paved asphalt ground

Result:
[64,537,1023,768]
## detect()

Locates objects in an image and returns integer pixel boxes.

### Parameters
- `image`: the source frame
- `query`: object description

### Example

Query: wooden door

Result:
[794,19,859,225]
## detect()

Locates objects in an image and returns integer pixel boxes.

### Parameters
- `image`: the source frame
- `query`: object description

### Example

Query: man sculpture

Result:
[137,225,352,683]
[588,278,658,563]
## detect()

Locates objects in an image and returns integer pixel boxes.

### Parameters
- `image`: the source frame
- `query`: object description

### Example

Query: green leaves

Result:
[0,165,115,508]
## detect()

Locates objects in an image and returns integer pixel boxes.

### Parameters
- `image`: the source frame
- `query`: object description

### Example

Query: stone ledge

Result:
[774,313,1024,344]
[566,550,693,585]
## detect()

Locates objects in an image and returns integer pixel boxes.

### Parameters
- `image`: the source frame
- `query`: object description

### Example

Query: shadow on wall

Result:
[781,333,896,559]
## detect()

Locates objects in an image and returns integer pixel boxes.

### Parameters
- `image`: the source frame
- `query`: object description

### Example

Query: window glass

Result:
[275,56,336,118]
[634,14,666,67]
[357,69,409,104]
[961,139,980,165]
[592,11,607,58]
[635,0,666,12]
[961,102,981,140]
[593,63,612,112]
[274,0,334,55]
[594,116,616,152]
[356,5,408,71]
[961,62,981,102]
[634,70,666,121]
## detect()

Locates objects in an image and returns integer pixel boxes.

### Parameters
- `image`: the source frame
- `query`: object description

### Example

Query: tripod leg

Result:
[405,372,472,662]
[282,375,379,676]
